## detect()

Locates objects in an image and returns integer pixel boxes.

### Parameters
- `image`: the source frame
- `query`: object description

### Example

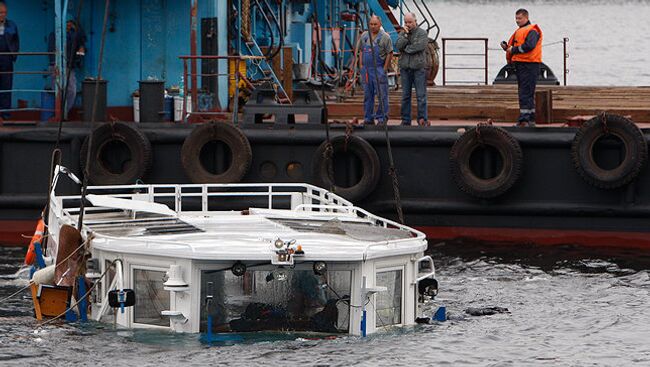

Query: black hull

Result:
[2,122,649,248]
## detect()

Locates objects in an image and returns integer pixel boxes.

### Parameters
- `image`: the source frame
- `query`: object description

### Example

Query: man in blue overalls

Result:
[357,15,393,125]
[0,3,19,119]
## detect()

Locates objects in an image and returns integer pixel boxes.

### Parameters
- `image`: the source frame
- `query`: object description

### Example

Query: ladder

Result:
[240,38,290,102]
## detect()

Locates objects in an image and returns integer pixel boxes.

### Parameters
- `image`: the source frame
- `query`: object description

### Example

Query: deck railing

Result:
[49,182,425,247]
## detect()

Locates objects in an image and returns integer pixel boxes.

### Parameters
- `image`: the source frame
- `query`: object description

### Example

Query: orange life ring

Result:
[24,219,45,265]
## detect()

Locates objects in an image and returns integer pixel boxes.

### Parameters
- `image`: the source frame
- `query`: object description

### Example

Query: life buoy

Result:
[24,219,45,265]
[181,121,252,183]
[312,135,380,201]
[571,114,647,189]
[80,122,152,185]
[449,125,523,198]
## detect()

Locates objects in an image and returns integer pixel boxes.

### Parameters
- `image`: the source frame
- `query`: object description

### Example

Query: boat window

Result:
[133,269,169,327]
[200,268,351,334]
[376,269,403,326]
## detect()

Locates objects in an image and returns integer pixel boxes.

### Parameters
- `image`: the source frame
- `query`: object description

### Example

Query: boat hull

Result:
[2,123,649,249]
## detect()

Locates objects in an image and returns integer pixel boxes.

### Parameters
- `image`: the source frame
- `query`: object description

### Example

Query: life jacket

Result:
[506,23,542,63]
[24,219,45,265]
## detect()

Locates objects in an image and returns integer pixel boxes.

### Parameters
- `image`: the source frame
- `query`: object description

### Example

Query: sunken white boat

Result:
[40,168,438,336]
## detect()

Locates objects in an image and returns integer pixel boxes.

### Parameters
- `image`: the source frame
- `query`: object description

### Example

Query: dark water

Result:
[2,242,650,366]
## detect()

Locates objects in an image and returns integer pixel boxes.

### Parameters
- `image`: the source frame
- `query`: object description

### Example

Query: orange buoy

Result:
[24,219,45,265]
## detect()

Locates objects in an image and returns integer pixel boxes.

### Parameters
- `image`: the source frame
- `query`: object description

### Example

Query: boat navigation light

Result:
[266,267,289,282]
[274,238,285,249]
[313,261,327,275]
[163,264,188,288]
[231,261,246,277]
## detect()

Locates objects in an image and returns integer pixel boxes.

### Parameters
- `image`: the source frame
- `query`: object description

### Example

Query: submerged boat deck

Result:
[327,85,650,124]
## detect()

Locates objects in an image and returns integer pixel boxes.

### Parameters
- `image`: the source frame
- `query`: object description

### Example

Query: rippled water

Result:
[2,242,650,366]
[431,0,650,86]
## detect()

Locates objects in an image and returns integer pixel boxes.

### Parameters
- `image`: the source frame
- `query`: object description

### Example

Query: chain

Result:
[361,4,404,224]
[601,112,609,134]
[344,121,353,151]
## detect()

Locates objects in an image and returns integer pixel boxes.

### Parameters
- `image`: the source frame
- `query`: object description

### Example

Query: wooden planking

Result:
[327,85,650,123]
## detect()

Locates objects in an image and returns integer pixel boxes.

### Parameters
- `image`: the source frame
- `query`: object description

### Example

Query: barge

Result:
[1,0,649,250]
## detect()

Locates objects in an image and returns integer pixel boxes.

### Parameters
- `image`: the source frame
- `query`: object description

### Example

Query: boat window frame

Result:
[195,261,358,334]
[130,264,172,330]
[374,265,406,328]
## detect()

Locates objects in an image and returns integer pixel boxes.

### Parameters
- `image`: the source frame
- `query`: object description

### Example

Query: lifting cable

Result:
[78,0,111,230]
[312,0,335,194]
[54,0,85,150]
[45,0,85,254]
[361,4,405,224]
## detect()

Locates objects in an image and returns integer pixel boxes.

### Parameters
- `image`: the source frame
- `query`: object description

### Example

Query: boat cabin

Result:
[45,177,437,336]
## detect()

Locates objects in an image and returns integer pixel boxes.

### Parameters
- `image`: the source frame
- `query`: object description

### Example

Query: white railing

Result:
[50,181,426,257]
[53,182,352,223]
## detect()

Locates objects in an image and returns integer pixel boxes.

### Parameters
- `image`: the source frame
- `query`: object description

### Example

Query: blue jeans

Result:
[400,68,427,124]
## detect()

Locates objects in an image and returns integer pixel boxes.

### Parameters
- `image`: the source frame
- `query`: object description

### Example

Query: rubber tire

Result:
[312,135,381,201]
[449,125,523,199]
[571,114,647,189]
[181,121,252,183]
[80,122,152,185]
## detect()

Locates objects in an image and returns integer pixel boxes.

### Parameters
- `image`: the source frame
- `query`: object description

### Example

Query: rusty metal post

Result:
[182,59,188,123]
[442,38,446,86]
[484,38,488,85]
[190,0,199,115]
[233,58,240,125]
[563,37,569,86]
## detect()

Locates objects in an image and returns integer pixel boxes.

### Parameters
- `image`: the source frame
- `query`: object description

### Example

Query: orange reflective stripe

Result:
[507,24,542,63]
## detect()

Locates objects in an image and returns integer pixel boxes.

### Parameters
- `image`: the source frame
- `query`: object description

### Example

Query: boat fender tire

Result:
[181,121,252,183]
[571,114,647,189]
[449,125,523,199]
[80,122,152,185]
[312,135,380,201]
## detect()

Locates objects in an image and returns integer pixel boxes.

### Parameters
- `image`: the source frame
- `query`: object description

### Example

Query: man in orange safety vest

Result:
[502,8,542,127]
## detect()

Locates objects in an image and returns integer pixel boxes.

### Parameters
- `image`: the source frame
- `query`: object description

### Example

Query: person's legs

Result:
[414,68,428,124]
[514,62,527,124]
[375,67,389,124]
[526,63,540,126]
[362,69,376,123]
[516,62,537,125]
[0,63,13,119]
[65,70,77,119]
[400,68,413,125]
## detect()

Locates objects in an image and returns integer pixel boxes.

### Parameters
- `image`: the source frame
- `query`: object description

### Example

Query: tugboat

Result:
[27,166,438,336]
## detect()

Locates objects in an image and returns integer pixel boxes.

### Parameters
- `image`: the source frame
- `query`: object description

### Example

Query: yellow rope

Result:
[241,0,251,41]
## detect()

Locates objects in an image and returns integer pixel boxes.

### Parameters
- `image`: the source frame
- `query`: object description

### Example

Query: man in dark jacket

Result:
[395,12,428,126]
[0,2,19,119]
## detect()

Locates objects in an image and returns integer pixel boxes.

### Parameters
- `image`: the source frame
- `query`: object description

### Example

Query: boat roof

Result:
[50,182,427,262]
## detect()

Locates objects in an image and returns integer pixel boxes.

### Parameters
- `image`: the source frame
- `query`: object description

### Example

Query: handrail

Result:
[259,0,285,60]
[410,0,431,32]
[250,0,276,58]
[0,51,61,118]
[413,255,436,283]
[415,0,440,41]
[442,38,489,85]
